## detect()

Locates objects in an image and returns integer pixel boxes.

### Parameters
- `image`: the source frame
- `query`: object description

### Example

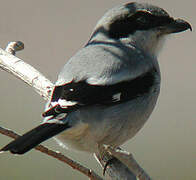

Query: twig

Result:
[0,42,53,101]
[5,41,24,55]
[0,41,152,180]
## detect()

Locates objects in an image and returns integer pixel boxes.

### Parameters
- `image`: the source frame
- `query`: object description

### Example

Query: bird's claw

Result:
[103,157,117,176]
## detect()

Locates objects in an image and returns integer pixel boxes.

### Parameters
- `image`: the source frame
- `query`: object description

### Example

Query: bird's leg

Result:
[97,144,120,175]
[103,156,117,175]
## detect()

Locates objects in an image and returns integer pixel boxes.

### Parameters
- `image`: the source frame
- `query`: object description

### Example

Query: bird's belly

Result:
[55,122,97,152]
[55,91,159,153]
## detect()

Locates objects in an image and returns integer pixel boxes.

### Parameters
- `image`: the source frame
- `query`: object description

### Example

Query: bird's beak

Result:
[160,18,192,34]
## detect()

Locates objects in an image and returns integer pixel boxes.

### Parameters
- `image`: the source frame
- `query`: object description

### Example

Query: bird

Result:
[1,2,191,155]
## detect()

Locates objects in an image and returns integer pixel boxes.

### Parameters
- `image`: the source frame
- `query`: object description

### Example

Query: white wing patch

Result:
[51,99,77,108]
[113,93,121,101]
[58,99,77,107]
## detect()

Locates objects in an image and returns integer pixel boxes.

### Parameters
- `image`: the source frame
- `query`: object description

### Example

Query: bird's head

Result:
[90,2,192,57]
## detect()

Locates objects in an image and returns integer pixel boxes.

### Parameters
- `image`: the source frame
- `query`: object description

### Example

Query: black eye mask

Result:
[108,11,173,39]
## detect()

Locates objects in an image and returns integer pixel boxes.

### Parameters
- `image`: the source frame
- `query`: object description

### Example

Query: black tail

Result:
[0,123,70,154]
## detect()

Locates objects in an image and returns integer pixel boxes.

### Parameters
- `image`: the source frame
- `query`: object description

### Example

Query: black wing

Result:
[43,68,156,118]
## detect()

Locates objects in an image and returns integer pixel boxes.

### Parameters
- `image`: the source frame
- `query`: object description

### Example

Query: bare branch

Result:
[0,42,53,101]
[5,41,24,55]
[0,41,152,180]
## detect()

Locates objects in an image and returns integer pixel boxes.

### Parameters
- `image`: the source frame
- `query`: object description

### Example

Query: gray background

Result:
[0,0,195,179]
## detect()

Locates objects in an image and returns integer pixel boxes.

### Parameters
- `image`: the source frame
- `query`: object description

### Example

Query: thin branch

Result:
[0,42,53,101]
[5,41,24,55]
[0,41,152,180]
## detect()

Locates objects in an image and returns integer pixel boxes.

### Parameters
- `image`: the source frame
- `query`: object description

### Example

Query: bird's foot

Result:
[103,156,117,175]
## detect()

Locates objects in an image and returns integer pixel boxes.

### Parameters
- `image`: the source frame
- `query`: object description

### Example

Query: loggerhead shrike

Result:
[1,2,191,154]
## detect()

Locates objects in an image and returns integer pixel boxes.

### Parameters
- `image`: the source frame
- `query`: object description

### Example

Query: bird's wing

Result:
[43,44,158,118]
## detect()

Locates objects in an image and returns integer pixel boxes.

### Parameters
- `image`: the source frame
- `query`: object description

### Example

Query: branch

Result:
[0,41,53,101]
[0,41,152,180]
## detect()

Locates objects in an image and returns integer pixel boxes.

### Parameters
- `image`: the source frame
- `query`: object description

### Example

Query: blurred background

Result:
[0,0,195,179]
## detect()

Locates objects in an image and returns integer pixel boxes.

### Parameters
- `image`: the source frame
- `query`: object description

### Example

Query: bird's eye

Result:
[136,16,149,24]
[134,11,152,25]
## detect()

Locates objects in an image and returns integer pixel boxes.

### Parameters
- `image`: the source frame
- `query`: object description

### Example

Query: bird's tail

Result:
[0,123,70,154]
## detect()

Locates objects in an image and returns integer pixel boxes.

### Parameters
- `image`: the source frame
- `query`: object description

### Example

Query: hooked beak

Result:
[160,18,192,34]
